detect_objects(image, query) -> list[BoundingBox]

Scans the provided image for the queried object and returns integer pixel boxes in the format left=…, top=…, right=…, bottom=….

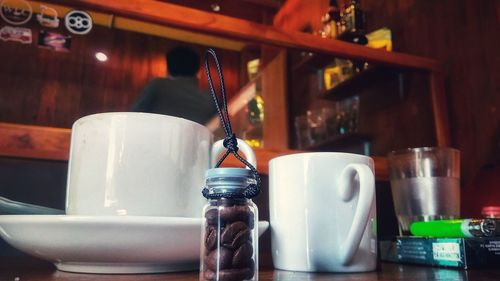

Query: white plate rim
left=0, top=215, right=269, bottom=274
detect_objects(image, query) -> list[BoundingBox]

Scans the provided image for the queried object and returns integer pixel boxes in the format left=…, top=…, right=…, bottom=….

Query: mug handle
left=211, top=138, right=257, bottom=168
left=337, top=163, right=375, bottom=265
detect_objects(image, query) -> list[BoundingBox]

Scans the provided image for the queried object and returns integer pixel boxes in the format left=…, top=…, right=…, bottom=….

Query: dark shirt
left=132, top=76, right=216, bottom=125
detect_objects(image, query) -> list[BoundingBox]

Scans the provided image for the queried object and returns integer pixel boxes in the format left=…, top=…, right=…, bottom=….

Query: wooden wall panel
left=0, top=19, right=241, bottom=128
left=261, top=47, right=289, bottom=149
left=363, top=0, right=500, bottom=213
left=356, top=71, right=436, bottom=156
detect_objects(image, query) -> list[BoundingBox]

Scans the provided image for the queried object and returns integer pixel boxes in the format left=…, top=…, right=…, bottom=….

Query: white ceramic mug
left=269, top=152, right=377, bottom=272
left=66, top=112, right=256, bottom=217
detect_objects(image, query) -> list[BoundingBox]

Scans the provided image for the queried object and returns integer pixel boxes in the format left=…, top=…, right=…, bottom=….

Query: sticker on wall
left=36, top=5, right=59, bottom=28
left=38, top=30, right=71, bottom=52
left=0, top=25, right=31, bottom=43
left=0, top=0, right=33, bottom=26
left=64, top=10, right=92, bottom=35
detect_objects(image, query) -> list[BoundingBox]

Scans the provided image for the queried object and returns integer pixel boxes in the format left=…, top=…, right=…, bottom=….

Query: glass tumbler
left=387, top=147, right=460, bottom=235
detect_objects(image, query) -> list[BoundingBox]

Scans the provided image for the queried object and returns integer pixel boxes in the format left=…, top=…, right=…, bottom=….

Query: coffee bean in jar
left=200, top=168, right=258, bottom=281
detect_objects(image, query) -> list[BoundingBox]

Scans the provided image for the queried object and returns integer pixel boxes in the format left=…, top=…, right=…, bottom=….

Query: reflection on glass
left=242, top=59, right=264, bottom=148
left=295, top=115, right=313, bottom=149
left=307, top=109, right=327, bottom=144
left=293, top=96, right=360, bottom=149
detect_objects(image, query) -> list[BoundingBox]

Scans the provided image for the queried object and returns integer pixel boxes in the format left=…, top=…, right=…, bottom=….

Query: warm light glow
left=95, top=52, right=108, bottom=62
left=211, top=3, right=221, bottom=12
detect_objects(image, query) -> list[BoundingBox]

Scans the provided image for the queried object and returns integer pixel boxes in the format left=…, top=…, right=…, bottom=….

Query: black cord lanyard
left=202, top=48, right=261, bottom=199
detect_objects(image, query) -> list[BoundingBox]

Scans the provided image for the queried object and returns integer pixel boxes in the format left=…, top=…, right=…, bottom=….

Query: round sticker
left=0, top=0, right=33, bottom=25
left=65, top=10, right=92, bottom=35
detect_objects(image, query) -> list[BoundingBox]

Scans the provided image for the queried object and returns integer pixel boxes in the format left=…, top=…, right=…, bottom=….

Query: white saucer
left=0, top=215, right=269, bottom=274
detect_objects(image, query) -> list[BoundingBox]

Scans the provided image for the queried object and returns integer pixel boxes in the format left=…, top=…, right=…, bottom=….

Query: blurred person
left=132, top=46, right=216, bottom=125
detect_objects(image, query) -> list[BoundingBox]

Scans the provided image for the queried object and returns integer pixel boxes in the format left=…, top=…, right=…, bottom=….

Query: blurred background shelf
left=321, top=66, right=401, bottom=101
left=0, top=0, right=450, bottom=180
left=301, top=133, right=373, bottom=154
left=291, top=52, right=332, bottom=71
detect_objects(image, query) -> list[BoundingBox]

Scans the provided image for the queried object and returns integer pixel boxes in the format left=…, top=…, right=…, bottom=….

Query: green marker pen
left=410, top=219, right=498, bottom=238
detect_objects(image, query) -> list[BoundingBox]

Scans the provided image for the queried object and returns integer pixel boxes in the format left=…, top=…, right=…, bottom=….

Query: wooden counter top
left=2, top=257, right=499, bottom=280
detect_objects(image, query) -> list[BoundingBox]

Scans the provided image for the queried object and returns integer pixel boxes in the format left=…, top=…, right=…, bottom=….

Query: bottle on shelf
left=243, top=89, right=264, bottom=148
left=323, top=58, right=355, bottom=91
left=339, top=0, right=368, bottom=45
left=319, top=0, right=341, bottom=39
left=242, top=59, right=264, bottom=148
left=338, top=0, right=369, bottom=72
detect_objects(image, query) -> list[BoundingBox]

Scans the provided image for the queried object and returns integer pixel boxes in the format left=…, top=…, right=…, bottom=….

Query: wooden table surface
left=2, top=257, right=500, bottom=281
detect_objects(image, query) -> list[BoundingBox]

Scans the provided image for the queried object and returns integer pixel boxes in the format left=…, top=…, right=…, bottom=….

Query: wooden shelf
left=291, top=52, right=333, bottom=71
left=0, top=122, right=290, bottom=176
left=321, top=66, right=401, bottom=101
left=0, top=123, right=70, bottom=161
left=0, top=122, right=388, bottom=180
left=53, top=0, right=442, bottom=71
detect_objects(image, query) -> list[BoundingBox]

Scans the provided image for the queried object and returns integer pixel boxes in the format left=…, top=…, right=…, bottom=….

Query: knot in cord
left=223, top=133, right=238, bottom=153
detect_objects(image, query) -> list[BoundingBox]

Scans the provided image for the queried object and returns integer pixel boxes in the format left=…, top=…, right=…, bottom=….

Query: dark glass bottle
left=339, top=0, right=368, bottom=45
left=320, top=0, right=341, bottom=39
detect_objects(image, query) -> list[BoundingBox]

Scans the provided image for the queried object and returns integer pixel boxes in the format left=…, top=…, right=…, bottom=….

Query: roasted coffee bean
left=205, top=209, right=219, bottom=226
left=230, top=228, right=251, bottom=249
left=221, top=222, right=248, bottom=246
left=203, top=269, right=215, bottom=280
left=204, top=247, right=233, bottom=271
left=216, top=268, right=254, bottom=281
left=232, top=242, right=253, bottom=268
left=244, top=258, right=255, bottom=270
left=205, top=226, right=217, bottom=251
left=219, top=205, right=252, bottom=227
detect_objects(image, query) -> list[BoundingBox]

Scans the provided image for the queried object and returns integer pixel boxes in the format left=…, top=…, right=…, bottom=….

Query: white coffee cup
left=269, top=152, right=377, bottom=272
left=66, top=112, right=256, bottom=217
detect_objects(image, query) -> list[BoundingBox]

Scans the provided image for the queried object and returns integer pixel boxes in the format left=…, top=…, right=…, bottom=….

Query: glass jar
left=200, top=168, right=258, bottom=281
